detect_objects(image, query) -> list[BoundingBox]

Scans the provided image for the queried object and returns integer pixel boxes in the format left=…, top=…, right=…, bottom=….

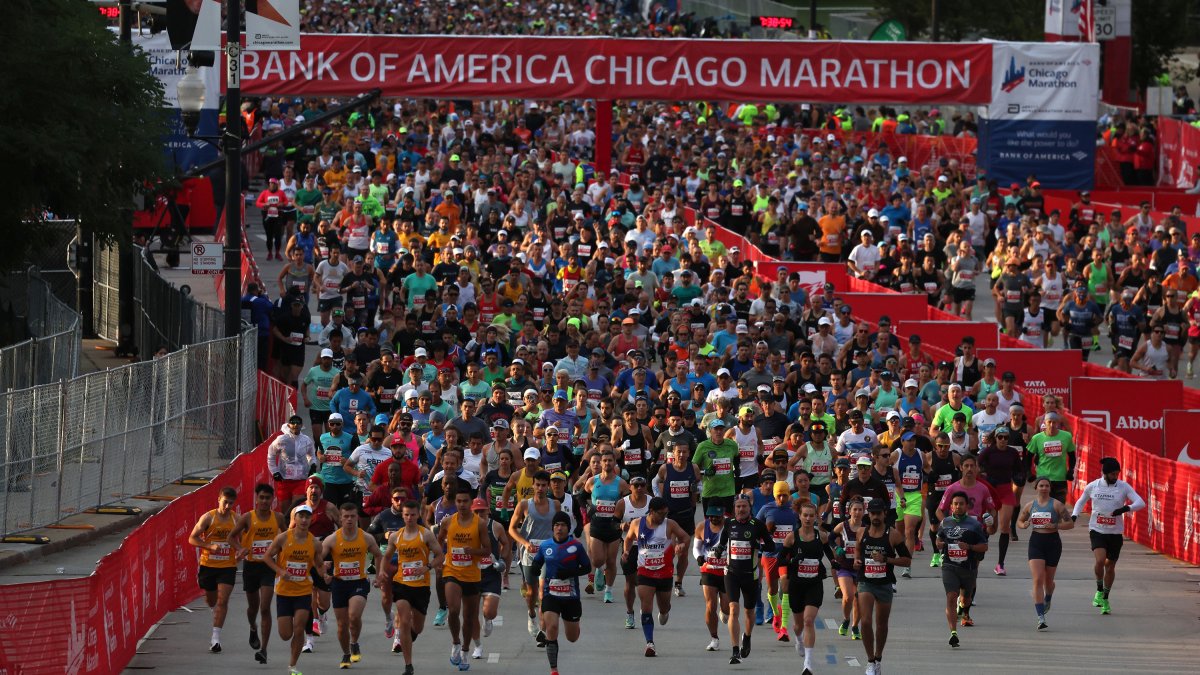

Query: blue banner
left=978, top=118, right=1095, bottom=190
left=163, top=108, right=219, bottom=175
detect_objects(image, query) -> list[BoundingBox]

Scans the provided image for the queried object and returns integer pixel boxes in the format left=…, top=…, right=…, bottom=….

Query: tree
left=1129, top=0, right=1193, bottom=92
left=0, top=0, right=168, bottom=271
left=871, top=0, right=1044, bottom=42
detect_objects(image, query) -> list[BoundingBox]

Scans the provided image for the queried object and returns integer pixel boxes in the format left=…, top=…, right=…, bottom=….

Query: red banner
left=0, top=437, right=275, bottom=675
left=1156, top=117, right=1200, bottom=189
left=1164, top=409, right=1200, bottom=466
left=894, top=320, right=999, bottom=350
left=1070, top=377, right=1182, bottom=457
left=839, top=292, right=929, bottom=323
left=257, top=370, right=298, bottom=440
left=977, top=348, right=1082, bottom=407
left=238, top=35, right=994, bottom=102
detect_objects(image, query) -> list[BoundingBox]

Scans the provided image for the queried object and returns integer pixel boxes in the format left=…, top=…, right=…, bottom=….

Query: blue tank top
left=896, top=449, right=924, bottom=494
left=761, top=504, right=797, bottom=559
left=669, top=378, right=691, bottom=399
left=433, top=497, right=457, bottom=524
left=663, top=463, right=695, bottom=513
left=898, top=397, right=922, bottom=417
left=296, top=231, right=316, bottom=264
left=591, top=474, right=620, bottom=522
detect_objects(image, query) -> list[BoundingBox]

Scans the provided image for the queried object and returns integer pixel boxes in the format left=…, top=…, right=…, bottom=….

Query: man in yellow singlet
left=229, top=483, right=287, bottom=664
left=264, top=504, right=326, bottom=675
left=188, top=486, right=239, bottom=654
left=375, top=499, right=444, bottom=675
left=321, top=503, right=383, bottom=669
left=439, top=485, right=491, bottom=669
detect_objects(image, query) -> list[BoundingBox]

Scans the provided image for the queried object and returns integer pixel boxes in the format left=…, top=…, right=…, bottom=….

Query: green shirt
left=402, top=272, right=438, bottom=309
left=932, top=403, right=975, bottom=434
left=1027, top=430, right=1075, bottom=482
left=481, top=366, right=506, bottom=386
left=459, top=379, right=491, bottom=402
left=670, top=284, right=703, bottom=304
left=303, top=365, right=341, bottom=411
left=693, top=438, right=739, bottom=498
left=295, top=188, right=323, bottom=223
left=699, top=239, right=727, bottom=260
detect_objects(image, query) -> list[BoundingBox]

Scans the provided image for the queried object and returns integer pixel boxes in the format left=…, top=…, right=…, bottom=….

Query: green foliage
left=871, top=0, right=1044, bottom=41
left=1130, top=0, right=1193, bottom=91
left=0, top=0, right=168, bottom=271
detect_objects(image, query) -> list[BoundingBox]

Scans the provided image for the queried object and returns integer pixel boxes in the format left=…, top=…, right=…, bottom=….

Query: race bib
left=825, top=233, right=838, bottom=245
left=924, top=282, right=938, bottom=293
left=960, top=270, right=975, bottom=282
left=729, top=540, right=751, bottom=561
left=771, top=524, right=792, bottom=544
left=705, top=554, right=726, bottom=571
left=594, top=499, right=616, bottom=516
left=1166, top=324, right=1181, bottom=339
left=901, top=473, right=920, bottom=491
left=377, top=241, right=390, bottom=254
left=712, top=457, right=732, bottom=476
left=1030, top=512, right=1052, bottom=529
left=1096, top=514, right=1117, bottom=527
left=739, top=445, right=757, bottom=461
left=337, top=560, right=362, bottom=579
left=324, top=279, right=339, bottom=291
left=478, top=554, right=494, bottom=569
left=547, top=579, right=573, bottom=597
left=352, top=296, right=366, bottom=309
left=794, top=558, right=819, bottom=579
left=250, top=539, right=271, bottom=561
left=641, top=550, right=665, bottom=569
left=946, top=542, right=968, bottom=562
left=1118, top=335, right=1134, bottom=350
left=844, top=540, right=856, bottom=558
left=285, top=561, right=308, bottom=582
left=810, top=462, right=829, bottom=476
left=1005, top=290, right=1021, bottom=304
left=832, top=500, right=842, bottom=518
left=302, top=205, right=316, bottom=215
left=209, top=542, right=231, bottom=562
left=864, top=562, right=887, bottom=579
left=401, top=560, right=425, bottom=581
left=885, top=484, right=896, bottom=505
left=763, top=438, right=782, bottom=454
left=935, top=474, right=953, bottom=490
left=267, top=207, right=280, bottom=217
left=1043, top=440, right=1062, bottom=458
left=450, top=546, right=472, bottom=567
left=289, top=332, right=305, bottom=345
left=316, top=386, right=331, bottom=400
left=900, top=282, right=913, bottom=293
left=669, top=480, right=690, bottom=498
left=622, top=448, right=643, bottom=465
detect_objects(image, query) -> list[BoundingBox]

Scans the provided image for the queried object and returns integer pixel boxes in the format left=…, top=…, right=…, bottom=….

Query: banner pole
left=595, top=101, right=612, bottom=177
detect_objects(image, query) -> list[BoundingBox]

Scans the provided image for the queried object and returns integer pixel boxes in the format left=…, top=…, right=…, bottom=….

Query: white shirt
left=847, top=244, right=881, bottom=278
left=347, top=443, right=391, bottom=493
left=972, top=410, right=1007, bottom=437
left=1072, top=478, right=1145, bottom=535
left=836, top=428, right=878, bottom=458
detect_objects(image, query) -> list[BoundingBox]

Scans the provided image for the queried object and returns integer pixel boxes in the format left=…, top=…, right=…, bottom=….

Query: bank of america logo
left=1002, top=57, right=1026, bottom=92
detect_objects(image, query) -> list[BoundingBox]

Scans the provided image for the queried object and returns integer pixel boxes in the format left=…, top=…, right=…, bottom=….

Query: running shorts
left=391, top=583, right=432, bottom=615
left=856, top=580, right=894, bottom=604
left=197, top=565, right=236, bottom=591
left=787, top=580, right=824, bottom=611
left=480, top=569, right=502, bottom=597
left=331, top=578, right=371, bottom=608
left=723, top=572, right=759, bottom=606
left=941, top=564, right=976, bottom=594
left=541, top=595, right=583, bottom=622
left=318, top=296, right=344, bottom=313
left=700, top=572, right=725, bottom=589
left=276, top=593, right=312, bottom=618
left=309, top=409, right=331, bottom=428
left=589, top=520, right=621, bottom=544
left=668, top=509, right=696, bottom=534
left=897, top=490, right=922, bottom=518
left=1027, top=531, right=1063, bottom=567
left=1089, top=531, right=1124, bottom=562
left=992, top=482, right=1018, bottom=507
left=637, top=575, right=673, bottom=593
left=310, top=566, right=331, bottom=592
left=242, top=561, right=276, bottom=593
left=444, top=576, right=480, bottom=597
left=620, top=546, right=639, bottom=577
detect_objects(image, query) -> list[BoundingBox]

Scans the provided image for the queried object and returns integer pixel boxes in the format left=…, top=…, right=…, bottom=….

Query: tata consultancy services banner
left=978, top=42, right=1100, bottom=190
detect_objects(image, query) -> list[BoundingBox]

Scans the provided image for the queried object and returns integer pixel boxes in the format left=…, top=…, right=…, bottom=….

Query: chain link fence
left=0, top=328, right=256, bottom=535
left=0, top=268, right=80, bottom=392
left=131, top=245, right=225, bottom=360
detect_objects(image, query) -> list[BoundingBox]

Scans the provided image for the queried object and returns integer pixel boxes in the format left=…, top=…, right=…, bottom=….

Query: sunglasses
left=327, top=422, right=342, bottom=427
left=370, top=436, right=385, bottom=442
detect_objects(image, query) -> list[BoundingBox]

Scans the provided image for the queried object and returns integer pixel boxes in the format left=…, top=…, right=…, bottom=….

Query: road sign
left=1094, top=5, right=1116, bottom=41
left=191, top=242, right=223, bottom=274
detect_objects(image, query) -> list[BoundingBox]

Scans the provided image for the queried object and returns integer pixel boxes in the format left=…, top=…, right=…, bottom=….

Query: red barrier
left=1163, top=410, right=1200, bottom=466
left=257, top=370, right=298, bottom=439
left=1070, top=377, right=1181, bottom=457
left=0, top=437, right=276, bottom=674
left=978, top=348, right=1082, bottom=406
left=894, top=320, right=998, bottom=349
left=838, top=292, right=928, bottom=323
left=213, top=200, right=263, bottom=310
left=132, top=177, right=218, bottom=231
left=1156, top=117, right=1200, bottom=190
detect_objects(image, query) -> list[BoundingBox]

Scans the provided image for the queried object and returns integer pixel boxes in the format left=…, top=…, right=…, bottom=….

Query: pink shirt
left=938, top=480, right=996, bottom=519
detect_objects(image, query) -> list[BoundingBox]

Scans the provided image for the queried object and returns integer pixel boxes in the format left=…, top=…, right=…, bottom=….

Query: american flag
left=1078, top=0, right=1095, bottom=42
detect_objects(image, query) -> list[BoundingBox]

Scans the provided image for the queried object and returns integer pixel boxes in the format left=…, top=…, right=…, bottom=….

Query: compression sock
left=641, top=613, right=654, bottom=643
left=1035, top=602, right=1045, bottom=616
left=767, top=593, right=779, bottom=619
left=1102, top=586, right=1111, bottom=600
left=998, top=532, right=1010, bottom=566
left=1096, top=578, right=1104, bottom=592
left=779, top=598, right=792, bottom=632
left=546, top=639, right=559, bottom=668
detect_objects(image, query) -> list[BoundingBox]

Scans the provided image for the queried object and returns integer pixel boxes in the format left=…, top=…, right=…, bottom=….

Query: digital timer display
left=752, top=15, right=796, bottom=30
left=98, top=6, right=120, bottom=19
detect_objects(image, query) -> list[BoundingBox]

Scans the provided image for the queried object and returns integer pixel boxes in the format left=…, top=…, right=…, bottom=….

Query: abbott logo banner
left=1070, top=377, right=1181, bottom=458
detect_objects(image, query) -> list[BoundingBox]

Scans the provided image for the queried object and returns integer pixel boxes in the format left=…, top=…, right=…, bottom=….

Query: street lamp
left=176, top=65, right=206, bottom=136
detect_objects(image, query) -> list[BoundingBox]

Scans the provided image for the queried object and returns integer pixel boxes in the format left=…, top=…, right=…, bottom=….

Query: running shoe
left=434, top=608, right=448, bottom=626
left=385, top=622, right=395, bottom=639
left=603, top=588, right=613, bottom=604
left=340, top=653, right=352, bottom=669
left=1010, top=531, right=1018, bottom=542
left=351, top=643, right=362, bottom=663
left=289, top=668, right=302, bottom=675
left=839, top=619, right=849, bottom=636
left=595, top=574, right=606, bottom=592
left=645, top=642, right=656, bottom=657
left=528, top=614, right=538, bottom=636
left=625, top=612, right=635, bottom=629
left=720, top=612, right=729, bottom=625
left=1092, top=591, right=1103, bottom=607
left=658, top=610, right=669, bottom=625
left=834, top=587, right=843, bottom=600
left=929, top=552, right=942, bottom=568
left=249, top=629, right=260, bottom=650
left=864, top=662, right=876, bottom=675
left=585, top=575, right=595, bottom=594
left=1044, top=597, right=1052, bottom=614
left=772, top=612, right=782, bottom=632
left=484, top=619, right=494, bottom=638
left=674, top=583, right=686, bottom=598
left=901, top=566, right=911, bottom=578
left=404, top=666, right=415, bottom=675
left=392, top=637, right=403, bottom=653
left=729, top=648, right=741, bottom=665
left=994, top=563, right=1006, bottom=576
left=705, top=638, right=719, bottom=651
left=851, top=625, right=862, bottom=640
left=536, top=631, right=547, bottom=648
left=961, top=615, right=975, bottom=627
left=740, top=633, right=751, bottom=658
left=776, top=628, right=789, bottom=642
left=450, top=644, right=463, bottom=666
left=254, top=650, right=267, bottom=664
left=949, top=631, right=959, bottom=648
left=472, top=644, right=483, bottom=660
left=1037, top=615, right=1048, bottom=630
left=1189, top=362, right=1195, bottom=378
left=312, top=618, right=322, bottom=636
left=209, top=639, right=221, bottom=653
left=302, top=636, right=314, bottom=653
left=802, top=669, right=814, bottom=675
left=1099, top=598, right=1111, bottom=615
left=914, top=539, right=924, bottom=552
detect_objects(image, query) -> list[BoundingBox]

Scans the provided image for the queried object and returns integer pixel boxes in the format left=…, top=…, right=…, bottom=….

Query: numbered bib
left=864, top=562, right=887, bottom=579
left=450, top=547, right=472, bottom=567
left=1096, top=514, right=1117, bottom=527
left=771, top=524, right=792, bottom=545
left=289, top=332, right=305, bottom=346
left=594, top=499, right=616, bottom=517
left=285, top=561, right=309, bottom=582
left=669, top=480, right=690, bottom=498
left=729, top=540, right=751, bottom=561
left=794, top=558, right=820, bottom=579
left=712, top=457, right=732, bottom=476
left=337, top=560, right=363, bottom=579
left=250, top=539, right=271, bottom=561
left=401, top=560, right=425, bottom=581
left=209, top=542, right=231, bottom=562
left=1030, top=512, right=1052, bottom=529
left=1118, top=335, right=1134, bottom=350
left=1043, top=440, right=1063, bottom=458
left=946, top=542, right=968, bottom=562
left=547, top=579, right=573, bottom=597
left=935, top=474, right=953, bottom=490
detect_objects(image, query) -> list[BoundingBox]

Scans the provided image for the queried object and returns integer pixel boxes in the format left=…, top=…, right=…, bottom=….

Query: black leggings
left=264, top=216, right=284, bottom=253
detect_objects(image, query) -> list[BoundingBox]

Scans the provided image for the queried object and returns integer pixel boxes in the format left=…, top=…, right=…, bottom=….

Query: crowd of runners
left=199, top=4, right=1186, bottom=675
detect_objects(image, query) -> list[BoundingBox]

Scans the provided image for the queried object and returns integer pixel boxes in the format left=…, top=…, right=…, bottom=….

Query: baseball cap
left=867, top=498, right=888, bottom=512
left=835, top=457, right=851, bottom=469
left=320, top=348, right=334, bottom=359
left=554, top=390, right=569, bottom=400
left=886, top=410, right=901, bottom=421
left=470, top=497, right=489, bottom=511
left=414, top=347, right=428, bottom=358
left=549, top=472, right=568, bottom=482
left=849, top=409, right=865, bottom=420
left=523, top=448, right=540, bottom=461
left=293, top=504, right=313, bottom=515
left=306, top=475, right=324, bottom=487
left=855, top=388, right=871, bottom=398
left=709, top=419, right=727, bottom=429
left=705, top=505, right=725, bottom=517
left=326, top=413, right=343, bottom=424
left=901, top=431, right=916, bottom=441
left=856, top=456, right=874, bottom=467
left=904, top=378, right=919, bottom=389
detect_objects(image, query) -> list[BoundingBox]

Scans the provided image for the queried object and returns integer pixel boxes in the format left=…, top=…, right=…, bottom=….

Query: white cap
left=523, top=448, right=541, bottom=460
left=886, top=410, right=901, bottom=421
left=735, top=324, right=748, bottom=333
left=938, top=175, right=949, bottom=182
left=327, top=412, right=343, bottom=423
left=826, top=133, right=837, bottom=141
left=320, top=348, right=334, bottom=358
left=867, top=208, right=880, bottom=218
left=879, top=215, right=890, bottom=223
left=897, top=156, right=908, bottom=163
left=717, top=368, right=731, bottom=377
left=904, top=378, right=919, bottom=389
left=414, top=347, right=428, bottom=358
left=818, top=317, right=832, bottom=326
left=293, top=504, right=313, bottom=515
left=855, top=387, right=871, bottom=397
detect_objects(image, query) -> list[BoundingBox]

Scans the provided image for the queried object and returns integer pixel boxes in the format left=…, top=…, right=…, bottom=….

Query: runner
left=622, top=496, right=690, bottom=657
left=187, top=486, right=239, bottom=654
left=375, top=500, right=444, bottom=674
left=1026, top=412, right=1076, bottom=504
left=1071, top=457, right=1146, bottom=615
left=780, top=501, right=835, bottom=675
left=298, top=476, right=340, bottom=653
left=935, top=455, right=997, bottom=628
left=582, top=449, right=629, bottom=604
left=367, top=486, right=407, bottom=640
left=615, top=476, right=651, bottom=630
left=978, top=427, right=1023, bottom=575
left=936, top=491, right=989, bottom=648
left=470, top=496, right=511, bottom=659
left=529, top=511, right=592, bottom=675
left=854, top=499, right=910, bottom=675
left=320, top=503, right=383, bottom=668
left=760, top=481, right=797, bottom=641
left=655, top=438, right=700, bottom=596
left=831, top=498, right=864, bottom=640
left=438, top=487, right=492, bottom=670
left=1016, top=477, right=1075, bottom=629
left=715, top=494, right=775, bottom=664
left=508, top=470, right=559, bottom=643
left=732, top=404, right=764, bottom=494
left=228, top=483, right=287, bottom=664
left=692, top=505, right=729, bottom=651
left=693, top=419, right=739, bottom=515
left=263, top=504, right=326, bottom=675
left=797, top=421, right=834, bottom=505
left=890, top=431, right=925, bottom=578
left=924, top=434, right=962, bottom=568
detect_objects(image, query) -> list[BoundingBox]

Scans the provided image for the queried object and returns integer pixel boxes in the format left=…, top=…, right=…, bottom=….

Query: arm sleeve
left=757, top=521, right=776, bottom=553
left=1071, top=482, right=1091, bottom=519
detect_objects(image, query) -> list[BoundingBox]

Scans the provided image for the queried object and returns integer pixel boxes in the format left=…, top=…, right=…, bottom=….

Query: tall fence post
left=53, top=379, right=69, bottom=525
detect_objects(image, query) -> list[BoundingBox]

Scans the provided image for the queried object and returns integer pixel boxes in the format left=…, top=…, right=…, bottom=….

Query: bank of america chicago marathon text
left=242, top=51, right=979, bottom=90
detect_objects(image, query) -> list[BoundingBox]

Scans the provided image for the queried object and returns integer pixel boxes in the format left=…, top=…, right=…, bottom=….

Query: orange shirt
left=818, top=215, right=846, bottom=255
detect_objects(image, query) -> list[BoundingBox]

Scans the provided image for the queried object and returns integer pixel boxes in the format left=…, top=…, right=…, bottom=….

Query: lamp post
left=176, top=1, right=242, bottom=339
